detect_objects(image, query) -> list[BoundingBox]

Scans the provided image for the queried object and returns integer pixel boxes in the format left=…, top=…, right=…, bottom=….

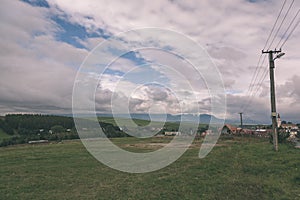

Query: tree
left=0, top=119, right=14, bottom=135
left=51, top=125, right=65, bottom=133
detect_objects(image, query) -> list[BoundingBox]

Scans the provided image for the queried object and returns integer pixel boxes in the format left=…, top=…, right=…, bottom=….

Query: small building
left=277, top=113, right=300, bottom=132
left=240, top=128, right=255, bottom=135
left=165, top=131, right=181, bottom=136
left=221, top=124, right=238, bottom=135
left=281, top=123, right=298, bottom=130
left=281, top=123, right=298, bottom=138
left=254, top=129, right=272, bottom=137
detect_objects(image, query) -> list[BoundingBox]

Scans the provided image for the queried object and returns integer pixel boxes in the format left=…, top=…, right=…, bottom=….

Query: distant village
left=164, top=114, right=299, bottom=141
left=201, top=114, right=299, bottom=141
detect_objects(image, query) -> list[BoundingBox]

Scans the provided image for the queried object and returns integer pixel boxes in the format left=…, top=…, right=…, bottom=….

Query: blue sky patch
left=22, top=0, right=111, bottom=49
left=21, top=0, right=50, bottom=8
left=121, top=51, right=148, bottom=66
left=51, top=16, right=88, bottom=49
left=51, top=15, right=110, bottom=49
left=103, top=68, right=125, bottom=76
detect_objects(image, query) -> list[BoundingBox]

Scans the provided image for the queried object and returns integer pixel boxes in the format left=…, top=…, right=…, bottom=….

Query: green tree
left=0, top=119, right=14, bottom=135
left=51, top=125, right=65, bottom=133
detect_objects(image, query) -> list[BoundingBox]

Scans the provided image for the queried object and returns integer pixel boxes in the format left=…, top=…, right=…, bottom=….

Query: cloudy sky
left=1, top=0, right=300, bottom=123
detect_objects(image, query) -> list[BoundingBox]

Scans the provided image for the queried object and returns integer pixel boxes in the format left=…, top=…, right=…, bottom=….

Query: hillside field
left=0, top=136, right=299, bottom=199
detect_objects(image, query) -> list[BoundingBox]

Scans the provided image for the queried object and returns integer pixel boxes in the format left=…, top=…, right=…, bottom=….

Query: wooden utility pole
left=239, top=112, right=243, bottom=129
left=262, top=49, right=284, bottom=151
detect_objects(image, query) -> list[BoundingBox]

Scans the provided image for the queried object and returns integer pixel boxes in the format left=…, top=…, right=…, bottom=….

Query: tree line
left=0, top=114, right=129, bottom=147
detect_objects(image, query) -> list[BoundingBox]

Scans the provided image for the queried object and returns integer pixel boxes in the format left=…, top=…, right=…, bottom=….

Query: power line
left=242, top=54, right=262, bottom=103
left=242, top=67, right=269, bottom=114
left=280, top=11, right=300, bottom=48
left=242, top=61, right=268, bottom=112
left=240, top=0, right=296, bottom=118
left=242, top=69, right=269, bottom=115
left=241, top=55, right=267, bottom=108
left=251, top=66, right=269, bottom=98
left=241, top=55, right=268, bottom=113
left=247, top=55, right=267, bottom=98
left=263, top=0, right=287, bottom=50
left=276, top=9, right=300, bottom=48
left=242, top=113, right=259, bottom=125
left=241, top=0, right=289, bottom=112
left=240, top=52, right=267, bottom=112
left=267, top=0, right=295, bottom=49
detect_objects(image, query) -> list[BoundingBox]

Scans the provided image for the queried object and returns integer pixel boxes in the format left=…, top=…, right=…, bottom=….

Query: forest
left=0, top=114, right=127, bottom=146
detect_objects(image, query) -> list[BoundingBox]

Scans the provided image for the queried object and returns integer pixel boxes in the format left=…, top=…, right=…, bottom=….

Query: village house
left=240, top=128, right=255, bottom=135
left=254, top=128, right=272, bottom=137
left=221, top=124, right=272, bottom=137
left=221, top=124, right=238, bottom=135
left=280, top=123, right=299, bottom=130
left=164, top=131, right=181, bottom=136
left=277, top=114, right=299, bottom=138
left=281, top=123, right=299, bottom=138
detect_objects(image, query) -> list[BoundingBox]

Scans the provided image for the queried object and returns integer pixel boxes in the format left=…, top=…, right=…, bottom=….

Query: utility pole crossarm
left=262, top=49, right=282, bottom=54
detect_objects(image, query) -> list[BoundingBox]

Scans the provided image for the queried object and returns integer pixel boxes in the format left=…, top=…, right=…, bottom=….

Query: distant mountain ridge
left=97, top=113, right=223, bottom=124
left=62, top=113, right=261, bottom=125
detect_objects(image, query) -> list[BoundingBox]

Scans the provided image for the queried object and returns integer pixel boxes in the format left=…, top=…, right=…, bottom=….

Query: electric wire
left=241, top=0, right=289, bottom=113
left=267, top=0, right=295, bottom=49
left=280, top=17, right=300, bottom=48
left=240, top=0, right=297, bottom=114
left=242, top=67, right=269, bottom=114
left=276, top=9, right=300, bottom=48
left=241, top=55, right=268, bottom=113
left=262, top=0, right=287, bottom=50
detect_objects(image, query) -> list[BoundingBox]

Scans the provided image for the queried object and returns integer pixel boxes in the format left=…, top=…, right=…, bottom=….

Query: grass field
left=0, top=136, right=299, bottom=200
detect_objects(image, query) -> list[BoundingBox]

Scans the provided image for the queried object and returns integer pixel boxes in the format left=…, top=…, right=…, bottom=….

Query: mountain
left=96, top=113, right=223, bottom=124
left=60, top=112, right=262, bottom=125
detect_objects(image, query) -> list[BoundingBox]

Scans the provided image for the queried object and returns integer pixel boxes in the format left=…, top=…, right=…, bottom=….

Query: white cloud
left=0, top=0, right=88, bottom=114
left=1, top=0, right=300, bottom=122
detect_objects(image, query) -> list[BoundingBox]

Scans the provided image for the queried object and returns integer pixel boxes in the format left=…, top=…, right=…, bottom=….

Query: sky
left=0, top=0, right=300, bottom=123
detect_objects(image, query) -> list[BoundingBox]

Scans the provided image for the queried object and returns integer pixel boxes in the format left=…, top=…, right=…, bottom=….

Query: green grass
left=0, top=137, right=299, bottom=200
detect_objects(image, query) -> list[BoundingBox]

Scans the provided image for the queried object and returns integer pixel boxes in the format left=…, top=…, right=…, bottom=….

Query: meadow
left=0, top=136, right=299, bottom=200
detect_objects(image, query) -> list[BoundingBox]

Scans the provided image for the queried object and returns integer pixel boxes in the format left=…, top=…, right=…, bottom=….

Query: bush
left=269, top=129, right=290, bottom=144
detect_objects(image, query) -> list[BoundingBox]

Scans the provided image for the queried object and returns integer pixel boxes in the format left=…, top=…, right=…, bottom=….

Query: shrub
left=269, top=129, right=290, bottom=144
